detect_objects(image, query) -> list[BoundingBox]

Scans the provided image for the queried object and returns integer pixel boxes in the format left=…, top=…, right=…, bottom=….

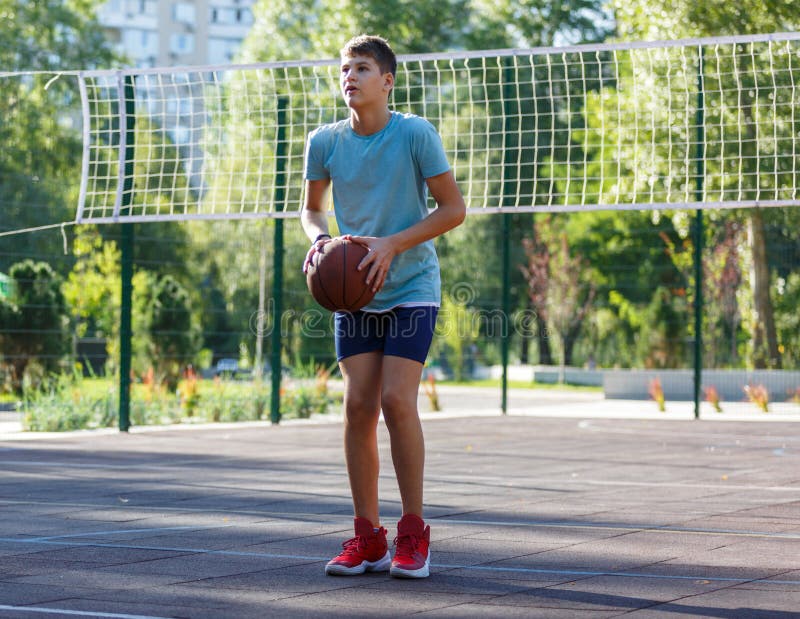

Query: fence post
left=118, top=74, right=135, bottom=432
left=270, top=97, right=288, bottom=424
left=500, top=58, right=517, bottom=414
left=693, top=47, right=705, bottom=420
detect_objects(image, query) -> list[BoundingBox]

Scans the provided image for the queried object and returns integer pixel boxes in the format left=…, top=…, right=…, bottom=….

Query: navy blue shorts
left=334, top=306, right=439, bottom=364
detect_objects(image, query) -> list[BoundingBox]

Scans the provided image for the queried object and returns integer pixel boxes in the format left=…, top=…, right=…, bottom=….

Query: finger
left=346, top=235, right=371, bottom=248
left=366, top=262, right=385, bottom=290
left=303, top=247, right=317, bottom=273
left=356, top=250, right=375, bottom=272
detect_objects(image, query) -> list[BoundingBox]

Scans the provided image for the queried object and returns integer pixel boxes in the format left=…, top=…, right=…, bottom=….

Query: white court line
left=1, top=500, right=798, bottom=540
left=1, top=538, right=799, bottom=587
left=1, top=457, right=799, bottom=494
left=0, top=604, right=170, bottom=619
left=437, top=518, right=800, bottom=540
left=426, top=473, right=800, bottom=493
left=24, top=524, right=236, bottom=543
left=0, top=459, right=221, bottom=470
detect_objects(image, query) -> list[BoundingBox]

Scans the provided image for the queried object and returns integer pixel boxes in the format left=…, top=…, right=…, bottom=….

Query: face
left=339, top=54, right=393, bottom=108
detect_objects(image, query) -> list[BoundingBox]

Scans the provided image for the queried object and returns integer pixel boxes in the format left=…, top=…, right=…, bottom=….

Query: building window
left=208, top=37, right=241, bottom=64
left=173, top=2, right=196, bottom=25
left=125, top=0, right=156, bottom=14
left=122, top=28, right=158, bottom=56
left=170, top=33, right=195, bottom=55
left=210, top=7, right=252, bottom=25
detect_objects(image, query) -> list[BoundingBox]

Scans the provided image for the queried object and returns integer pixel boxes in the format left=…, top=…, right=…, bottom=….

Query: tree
left=0, top=260, right=69, bottom=391
left=231, top=0, right=613, bottom=369
left=519, top=222, right=554, bottom=365
left=521, top=218, right=598, bottom=375
left=435, top=292, right=481, bottom=381
left=146, top=275, right=201, bottom=389
left=610, top=0, right=800, bottom=368
left=0, top=0, right=115, bottom=271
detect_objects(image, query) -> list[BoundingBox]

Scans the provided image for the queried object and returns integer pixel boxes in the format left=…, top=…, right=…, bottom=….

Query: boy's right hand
left=303, top=236, right=332, bottom=273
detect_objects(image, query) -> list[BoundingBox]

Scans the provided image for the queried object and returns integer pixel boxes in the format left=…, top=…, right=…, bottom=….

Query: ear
left=383, top=72, right=394, bottom=92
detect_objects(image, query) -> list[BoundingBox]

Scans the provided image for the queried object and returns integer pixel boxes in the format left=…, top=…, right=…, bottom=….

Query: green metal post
left=499, top=59, right=516, bottom=414
left=693, top=48, right=705, bottom=420
left=119, top=75, right=136, bottom=432
left=501, top=213, right=511, bottom=414
left=270, top=97, right=288, bottom=424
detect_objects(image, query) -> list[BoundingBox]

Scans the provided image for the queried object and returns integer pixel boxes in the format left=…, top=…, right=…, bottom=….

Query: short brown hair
left=340, top=34, right=397, bottom=78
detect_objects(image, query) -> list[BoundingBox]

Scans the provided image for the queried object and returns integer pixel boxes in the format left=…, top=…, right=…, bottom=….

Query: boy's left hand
left=345, top=235, right=397, bottom=292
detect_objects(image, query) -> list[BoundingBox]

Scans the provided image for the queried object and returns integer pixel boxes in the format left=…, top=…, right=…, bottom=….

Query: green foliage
left=281, top=385, right=332, bottom=419
left=22, top=368, right=115, bottom=432
left=0, top=260, right=69, bottom=392
left=146, top=275, right=201, bottom=389
left=434, top=293, right=481, bottom=382
left=20, top=373, right=340, bottom=431
left=62, top=225, right=120, bottom=343
left=0, top=0, right=116, bottom=269
left=609, top=0, right=800, bottom=369
left=637, top=286, right=688, bottom=368
left=774, top=272, right=800, bottom=368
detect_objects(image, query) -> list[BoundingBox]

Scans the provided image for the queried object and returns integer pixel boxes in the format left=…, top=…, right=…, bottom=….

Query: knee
left=381, top=388, right=415, bottom=418
left=344, top=394, right=380, bottom=429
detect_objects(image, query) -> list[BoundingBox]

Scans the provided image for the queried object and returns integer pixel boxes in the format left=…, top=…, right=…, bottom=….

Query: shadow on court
left=0, top=414, right=798, bottom=618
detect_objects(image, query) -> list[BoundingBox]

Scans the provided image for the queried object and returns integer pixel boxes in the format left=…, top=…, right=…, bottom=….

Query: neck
left=350, top=107, right=391, bottom=136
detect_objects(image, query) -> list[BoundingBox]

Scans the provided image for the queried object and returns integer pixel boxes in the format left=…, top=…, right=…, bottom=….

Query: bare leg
left=339, top=351, right=383, bottom=526
left=380, top=355, right=426, bottom=517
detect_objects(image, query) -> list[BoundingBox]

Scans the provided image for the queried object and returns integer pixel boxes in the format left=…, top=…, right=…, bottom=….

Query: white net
left=76, top=32, right=800, bottom=223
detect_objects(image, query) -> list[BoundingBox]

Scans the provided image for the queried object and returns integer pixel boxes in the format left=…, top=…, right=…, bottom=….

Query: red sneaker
left=390, top=514, right=430, bottom=578
left=325, top=517, right=390, bottom=576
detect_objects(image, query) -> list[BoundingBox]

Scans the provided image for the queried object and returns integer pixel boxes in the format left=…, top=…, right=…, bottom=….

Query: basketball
left=306, top=238, right=376, bottom=311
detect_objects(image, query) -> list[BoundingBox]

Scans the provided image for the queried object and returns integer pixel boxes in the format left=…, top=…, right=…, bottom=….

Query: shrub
left=648, top=377, right=666, bottom=412
left=22, top=371, right=115, bottom=432
left=743, top=384, right=769, bottom=413
left=282, top=385, right=332, bottom=419
left=704, top=385, right=723, bottom=413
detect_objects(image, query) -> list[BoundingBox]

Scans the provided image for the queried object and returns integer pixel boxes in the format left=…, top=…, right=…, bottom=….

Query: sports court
left=2, top=24, right=800, bottom=619
left=1, top=401, right=798, bottom=618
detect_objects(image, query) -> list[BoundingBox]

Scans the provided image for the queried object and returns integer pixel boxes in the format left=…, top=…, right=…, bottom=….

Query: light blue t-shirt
left=304, top=111, right=451, bottom=311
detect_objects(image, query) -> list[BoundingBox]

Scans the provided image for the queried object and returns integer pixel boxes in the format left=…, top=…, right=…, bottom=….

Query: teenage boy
left=301, top=34, right=465, bottom=579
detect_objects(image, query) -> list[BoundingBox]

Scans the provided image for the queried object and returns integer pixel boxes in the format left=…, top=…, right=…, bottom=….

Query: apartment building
left=97, top=0, right=255, bottom=68
left=96, top=1, right=257, bottom=191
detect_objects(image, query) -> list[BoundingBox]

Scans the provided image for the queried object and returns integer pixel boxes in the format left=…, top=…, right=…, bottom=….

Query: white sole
left=390, top=553, right=431, bottom=579
left=325, top=550, right=391, bottom=576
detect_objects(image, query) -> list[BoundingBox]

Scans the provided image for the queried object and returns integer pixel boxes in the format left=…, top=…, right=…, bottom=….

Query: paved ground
left=0, top=400, right=799, bottom=618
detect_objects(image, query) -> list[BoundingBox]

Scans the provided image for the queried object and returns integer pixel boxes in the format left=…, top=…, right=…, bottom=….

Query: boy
left=301, top=34, right=465, bottom=579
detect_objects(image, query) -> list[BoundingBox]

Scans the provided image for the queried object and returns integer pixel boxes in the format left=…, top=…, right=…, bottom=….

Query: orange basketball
left=306, top=238, right=376, bottom=312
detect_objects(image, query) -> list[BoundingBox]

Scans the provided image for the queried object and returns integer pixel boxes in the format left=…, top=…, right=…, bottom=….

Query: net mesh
left=76, top=33, right=800, bottom=223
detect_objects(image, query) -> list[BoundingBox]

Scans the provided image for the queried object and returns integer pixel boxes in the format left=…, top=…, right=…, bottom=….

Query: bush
left=20, top=372, right=342, bottom=432
left=22, top=371, right=115, bottom=432
left=0, top=260, right=69, bottom=393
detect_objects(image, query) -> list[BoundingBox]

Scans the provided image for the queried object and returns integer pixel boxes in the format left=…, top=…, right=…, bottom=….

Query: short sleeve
left=411, top=119, right=451, bottom=179
left=304, top=128, right=330, bottom=181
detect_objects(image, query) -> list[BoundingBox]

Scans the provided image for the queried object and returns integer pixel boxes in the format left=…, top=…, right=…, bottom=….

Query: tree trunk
left=747, top=210, right=781, bottom=368
left=736, top=59, right=782, bottom=370
left=537, top=314, right=553, bottom=365
left=520, top=332, right=530, bottom=364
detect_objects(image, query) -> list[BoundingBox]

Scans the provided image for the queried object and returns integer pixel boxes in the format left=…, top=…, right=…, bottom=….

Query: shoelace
left=341, top=535, right=368, bottom=555
left=393, top=533, right=419, bottom=558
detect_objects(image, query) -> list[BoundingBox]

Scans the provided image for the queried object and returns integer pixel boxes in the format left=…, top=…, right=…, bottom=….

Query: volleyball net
left=72, top=32, right=800, bottom=224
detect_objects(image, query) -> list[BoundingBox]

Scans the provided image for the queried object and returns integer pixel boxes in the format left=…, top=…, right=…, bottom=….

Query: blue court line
left=1, top=537, right=799, bottom=586
left=0, top=604, right=170, bottom=619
